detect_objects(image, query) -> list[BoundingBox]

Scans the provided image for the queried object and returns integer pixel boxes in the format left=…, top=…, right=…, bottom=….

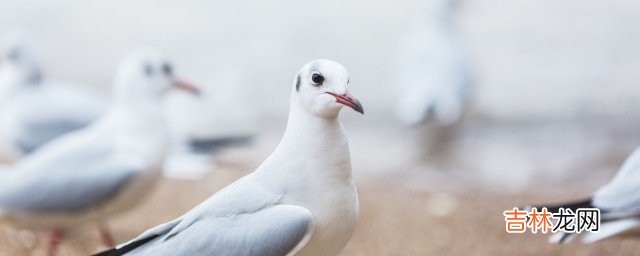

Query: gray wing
left=0, top=161, right=139, bottom=213
left=10, top=84, right=108, bottom=153
left=108, top=205, right=314, bottom=256
left=14, top=118, right=91, bottom=153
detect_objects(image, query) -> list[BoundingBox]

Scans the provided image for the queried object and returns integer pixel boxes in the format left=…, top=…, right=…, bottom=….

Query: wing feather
left=96, top=205, right=314, bottom=256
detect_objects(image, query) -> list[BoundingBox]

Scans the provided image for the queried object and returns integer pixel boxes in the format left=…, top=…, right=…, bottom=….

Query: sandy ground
left=1, top=118, right=640, bottom=256
left=1, top=173, right=639, bottom=256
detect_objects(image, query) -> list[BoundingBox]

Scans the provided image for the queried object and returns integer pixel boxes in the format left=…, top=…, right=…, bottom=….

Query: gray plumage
left=100, top=178, right=314, bottom=256
left=0, top=163, right=137, bottom=213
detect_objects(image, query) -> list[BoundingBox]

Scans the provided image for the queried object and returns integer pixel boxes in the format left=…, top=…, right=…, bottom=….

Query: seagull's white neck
left=258, top=97, right=352, bottom=183
left=110, top=99, right=166, bottom=135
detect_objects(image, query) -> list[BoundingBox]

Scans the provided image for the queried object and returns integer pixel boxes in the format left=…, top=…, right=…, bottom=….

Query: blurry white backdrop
left=1, top=0, right=638, bottom=127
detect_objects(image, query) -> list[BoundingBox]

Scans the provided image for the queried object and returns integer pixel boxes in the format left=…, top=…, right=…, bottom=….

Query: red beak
left=327, top=91, right=364, bottom=114
left=172, top=80, right=201, bottom=96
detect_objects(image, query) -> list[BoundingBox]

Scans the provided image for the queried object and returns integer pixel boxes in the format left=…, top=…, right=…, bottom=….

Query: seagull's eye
left=144, top=64, right=154, bottom=76
left=311, top=73, right=324, bottom=86
left=162, top=63, right=173, bottom=76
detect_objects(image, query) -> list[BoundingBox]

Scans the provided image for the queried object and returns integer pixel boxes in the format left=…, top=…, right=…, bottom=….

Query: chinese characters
left=503, top=207, right=600, bottom=234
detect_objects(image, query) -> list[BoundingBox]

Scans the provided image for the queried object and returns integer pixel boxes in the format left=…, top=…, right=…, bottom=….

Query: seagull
left=0, top=49, right=199, bottom=256
left=530, top=146, right=640, bottom=243
left=94, top=59, right=364, bottom=256
left=394, top=0, right=473, bottom=126
left=0, top=31, right=109, bottom=159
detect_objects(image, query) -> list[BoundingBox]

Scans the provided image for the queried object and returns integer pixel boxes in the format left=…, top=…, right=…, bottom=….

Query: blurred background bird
left=394, top=0, right=473, bottom=125
left=0, top=31, right=251, bottom=178
left=393, top=0, right=474, bottom=164
left=0, top=31, right=108, bottom=161
left=0, top=49, right=199, bottom=256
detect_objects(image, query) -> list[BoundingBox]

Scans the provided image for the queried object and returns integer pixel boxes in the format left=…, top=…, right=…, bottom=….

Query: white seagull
left=394, top=0, right=473, bottom=126
left=95, top=59, right=363, bottom=256
left=0, top=50, right=199, bottom=256
left=0, top=32, right=109, bottom=159
left=532, top=146, right=640, bottom=243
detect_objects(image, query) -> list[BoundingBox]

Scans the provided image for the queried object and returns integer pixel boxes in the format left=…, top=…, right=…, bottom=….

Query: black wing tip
left=92, top=248, right=119, bottom=256
left=91, top=234, right=160, bottom=256
left=558, top=233, right=573, bottom=243
left=529, top=198, right=595, bottom=213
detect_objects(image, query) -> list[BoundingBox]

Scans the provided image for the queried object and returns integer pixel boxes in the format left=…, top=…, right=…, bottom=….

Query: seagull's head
left=113, top=49, right=199, bottom=102
left=0, top=31, right=43, bottom=85
left=293, top=59, right=364, bottom=118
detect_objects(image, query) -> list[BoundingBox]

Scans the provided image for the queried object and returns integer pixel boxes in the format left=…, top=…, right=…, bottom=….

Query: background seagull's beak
left=327, top=91, right=364, bottom=114
left=172, top=80, right=201, bottom=96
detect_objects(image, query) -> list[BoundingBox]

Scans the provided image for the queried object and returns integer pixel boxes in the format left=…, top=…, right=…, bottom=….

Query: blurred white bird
left=0, top=32, right=109, bottom=159
left=95, top=59, right=363, bottom=256
left=394, top=0, right=473, bottom=126
left=0, top=50, right=199, bottom=256
left=531, top=146, right=640, bottom=243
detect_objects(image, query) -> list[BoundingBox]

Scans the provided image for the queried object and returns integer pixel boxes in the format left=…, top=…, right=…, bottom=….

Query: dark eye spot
left=144, top=63, right=154, bottom=76
left=311, top=73, right=324, bottom=86
left=295, top=74, right=301, bottom=91
left=162, top=63, right=173, bottom=76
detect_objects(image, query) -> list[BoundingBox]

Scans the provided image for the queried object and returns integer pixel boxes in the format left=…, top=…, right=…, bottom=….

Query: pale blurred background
left=1, top=0, right=640, bottom=255
left=2, top=0, right=640, bottom=121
